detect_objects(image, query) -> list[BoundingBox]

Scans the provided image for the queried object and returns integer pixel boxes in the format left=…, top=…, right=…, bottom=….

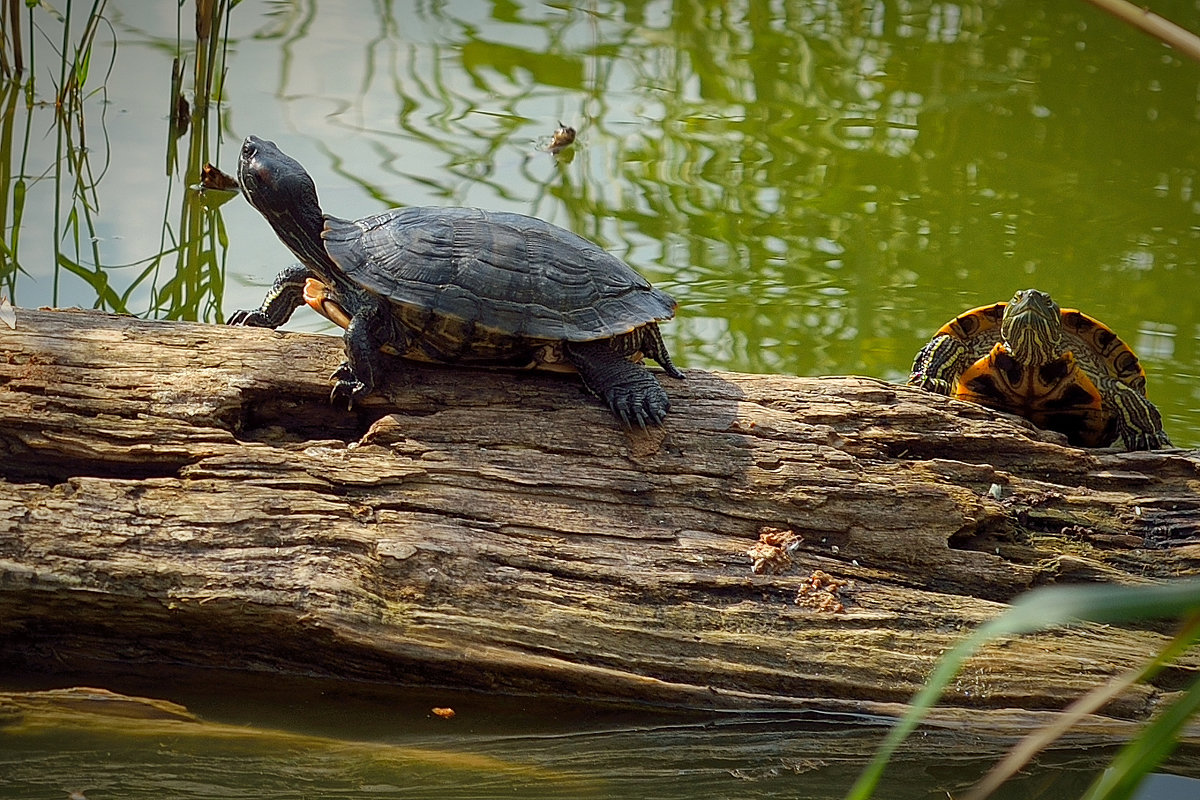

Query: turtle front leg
left=565, top=339, right=671, bottom=427
left=908, top=334, right=969, bottom=395
left=228, top=263, right=312, bottom=328
left=329, top=298, right=397, bottom=409
left=1104, top=380, right=1173, bottom=451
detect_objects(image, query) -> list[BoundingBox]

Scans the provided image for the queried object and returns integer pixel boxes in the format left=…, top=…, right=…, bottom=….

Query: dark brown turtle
left=229, top=136, right=684, bottom=426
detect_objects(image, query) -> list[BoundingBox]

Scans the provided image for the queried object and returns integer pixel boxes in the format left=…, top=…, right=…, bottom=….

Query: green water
left=2, top=0, right=1197, bottom=445
left=2, top=1, right=1199, bottom=795
left=0, top=669, right=1138, bottom=799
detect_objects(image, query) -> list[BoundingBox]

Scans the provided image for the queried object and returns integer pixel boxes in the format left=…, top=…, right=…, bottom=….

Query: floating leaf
left=200, top=162, right=238, bottom=191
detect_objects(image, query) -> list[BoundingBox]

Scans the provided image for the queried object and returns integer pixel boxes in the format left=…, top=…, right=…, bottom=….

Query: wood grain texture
left=2, top=308, right=1197, bottom=733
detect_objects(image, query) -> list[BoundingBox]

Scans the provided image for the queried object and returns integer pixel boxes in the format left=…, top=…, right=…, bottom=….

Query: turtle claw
left=614, top=396, right=647, bottom=429
left=228, top=308, right=276, bottom=328
left=329, top=363, right=370, bottom=409
left=609, top=386, right=668, bottom=429
left=329, top=381, right=361, bottom=410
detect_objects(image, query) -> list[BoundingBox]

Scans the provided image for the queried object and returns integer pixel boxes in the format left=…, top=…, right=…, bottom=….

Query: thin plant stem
left=963, top=612, right=1200, bottom=800
left=56, top=0, right=72, bottom=108
left=3, top=0, right=24, bottom=76
left=1083, top=0, right=1200, bottom=63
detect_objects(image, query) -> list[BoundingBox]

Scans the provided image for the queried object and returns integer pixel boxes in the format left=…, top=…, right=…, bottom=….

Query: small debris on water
left=431, top=707, right=456, bottom=719
left=548, top=121, right=576, bottom=154
left=200, top=162, right=239, bottom=191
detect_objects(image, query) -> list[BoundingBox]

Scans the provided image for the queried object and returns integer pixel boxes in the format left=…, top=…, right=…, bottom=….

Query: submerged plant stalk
left=2, top=0, right=26, bottom=76
left=1083, top=0, right=1200, bottom=63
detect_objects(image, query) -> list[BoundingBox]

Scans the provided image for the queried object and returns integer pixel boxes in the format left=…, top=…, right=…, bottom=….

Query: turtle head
left=238, top=136, right=330, bottom=275
left=1000, top=289, right=1063, bottom=365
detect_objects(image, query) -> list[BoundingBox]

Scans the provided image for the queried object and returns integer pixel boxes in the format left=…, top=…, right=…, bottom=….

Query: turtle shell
left=926, top=297, right=1149, bottom=447
left=321, top=207, right=676, bottom=344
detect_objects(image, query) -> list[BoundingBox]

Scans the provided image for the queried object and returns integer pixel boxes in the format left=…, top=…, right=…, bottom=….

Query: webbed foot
left=1119, top=428, right=1173, bottom=451
left=228, top=308, right=279, bottom=328
left=328, top=304, right=389, bottom=409
left=909, top=375, right=956, bottom=395
left=566, top=340, right=672, bottom=427
left=609, top=379, right=671, bottom=428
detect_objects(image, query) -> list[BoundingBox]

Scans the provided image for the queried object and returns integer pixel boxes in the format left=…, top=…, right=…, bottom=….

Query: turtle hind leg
left=565, top=339, right=671, bottom=427
left=228, top=263, right=312, bottom=328
left=637, top=323, right=686, bottom=380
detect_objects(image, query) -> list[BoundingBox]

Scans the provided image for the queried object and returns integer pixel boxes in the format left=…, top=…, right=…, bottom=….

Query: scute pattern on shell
left=932, top=302, right=1007, bottom=363
left=322, top=207, right=677, bottom=343
left=1059, top=309, right=1147, bottom=392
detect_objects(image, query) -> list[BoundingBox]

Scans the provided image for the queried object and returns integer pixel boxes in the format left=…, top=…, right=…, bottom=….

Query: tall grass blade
left=844, top=580, right=1200, bottom=800
left=1082, top=657, right=1200, bottom=800
left=73, top=39, right=89, bottom=86
left=56, top=251, right=125, bottom=312
left=964, top=613, right=1200, bottom=799
left=1, top=0, right=24, bottom=76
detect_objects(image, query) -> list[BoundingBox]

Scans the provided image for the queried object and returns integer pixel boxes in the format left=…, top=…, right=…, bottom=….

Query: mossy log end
left=1, top=308, right=1198, bottom=733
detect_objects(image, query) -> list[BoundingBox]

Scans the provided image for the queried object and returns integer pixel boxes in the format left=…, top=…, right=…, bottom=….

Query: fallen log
left=1, top=308, right=1198, bottom=735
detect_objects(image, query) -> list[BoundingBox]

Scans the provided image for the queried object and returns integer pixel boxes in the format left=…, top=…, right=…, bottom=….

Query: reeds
left=846, top=580, right=1200, bottom=800
left=0, top=0, right=237, bottom=319
left=1, top=0, right=117, bottom=309
left=144, top=0, right=237, bottom=321
left=0, top=0, right=25, bottom=78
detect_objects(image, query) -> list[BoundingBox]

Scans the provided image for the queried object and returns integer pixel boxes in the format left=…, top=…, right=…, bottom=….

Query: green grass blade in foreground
left=1081, top=654, right=1200, bottom=800
left=844, top=579, right=1200, bottom=800
left=964, top=612, right=1200, bottom=800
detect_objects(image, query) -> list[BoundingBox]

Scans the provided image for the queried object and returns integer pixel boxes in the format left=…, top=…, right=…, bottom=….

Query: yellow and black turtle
left=908, top=289, right=1171, bottom=451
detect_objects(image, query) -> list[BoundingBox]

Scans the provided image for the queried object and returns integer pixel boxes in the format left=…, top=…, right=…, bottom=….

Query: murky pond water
left=0, top=669, right=1152, bottom=800
left=2, top=1, right=1199, bottom=795
left=4, top=0, right=1198, bottom=445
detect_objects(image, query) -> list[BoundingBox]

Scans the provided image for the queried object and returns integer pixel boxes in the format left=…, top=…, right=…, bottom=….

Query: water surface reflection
left=3, top=1, right=1196, bottom=439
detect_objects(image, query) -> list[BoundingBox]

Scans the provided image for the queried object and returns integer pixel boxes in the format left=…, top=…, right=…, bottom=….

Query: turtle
left=228, top=135, right=684, bottom=426
left=908, top=288, right=1171, bottom=451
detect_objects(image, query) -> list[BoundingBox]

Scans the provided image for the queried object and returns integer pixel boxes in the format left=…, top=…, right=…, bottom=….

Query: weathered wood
left=1, top=308, right=1198, bottom=734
